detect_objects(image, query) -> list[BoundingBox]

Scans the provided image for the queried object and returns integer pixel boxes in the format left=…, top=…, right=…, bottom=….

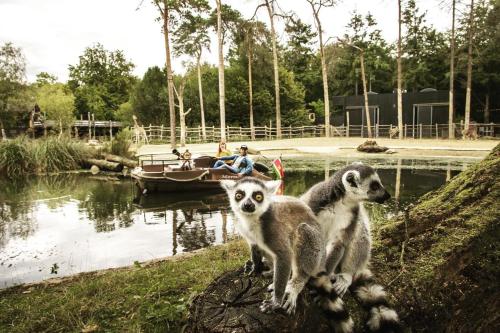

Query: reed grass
left=0, top=136, right=95, bottom=178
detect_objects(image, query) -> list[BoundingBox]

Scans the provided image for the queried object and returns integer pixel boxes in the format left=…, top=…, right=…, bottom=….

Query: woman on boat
left=216, top=139, right=232, bottom=158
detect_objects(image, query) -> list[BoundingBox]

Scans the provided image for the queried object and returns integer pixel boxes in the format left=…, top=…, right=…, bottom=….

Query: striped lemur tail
left=309, top=272, right=354, bottom=333
left=349, top=269, right=402, bottom=333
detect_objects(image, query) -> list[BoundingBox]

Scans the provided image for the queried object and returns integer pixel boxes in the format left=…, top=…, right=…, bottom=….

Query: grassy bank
left=0, top=241, right=248, bottom=333
left=0, top=136, right=95, bottom=178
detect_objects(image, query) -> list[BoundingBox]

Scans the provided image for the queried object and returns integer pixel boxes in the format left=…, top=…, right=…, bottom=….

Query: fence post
left=109, top=120, right=113, bottom=141
left=389, top=124, right=392, bottom=139
left=160, top=125, right=163, bottom=141
left=435, top=123, right=439, bottom=140
left=404, top=124, right=407, bottom=139
left=92, top=113, right=95, bottom=140
left=375, top=123, right=379, bottom=138
left=88, top=112, right=91, bottom=140
left=419, top=123, right=423, bottom=139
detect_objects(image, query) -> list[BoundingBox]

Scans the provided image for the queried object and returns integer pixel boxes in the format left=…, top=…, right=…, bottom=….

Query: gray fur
left=302, top=163, right=400, bottom=331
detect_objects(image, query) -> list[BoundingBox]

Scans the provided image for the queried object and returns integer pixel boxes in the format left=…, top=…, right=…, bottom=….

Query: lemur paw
left=332, top=273, right=352, bottom=297
left=260, top=299, right=280, bottom=313
left=282, top=287, right=300, bottom=315
left=244, top=260, right=264, bottom=276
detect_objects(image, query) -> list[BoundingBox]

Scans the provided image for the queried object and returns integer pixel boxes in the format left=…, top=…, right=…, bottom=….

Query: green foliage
left=115, top=101, right=134, bottom=126
left=130, top=66, right=168, bottom=126
left=36, top=83, right=75, bottom=132
left=68, top=43, right=136, bottom=120
left=0, top=136, right=35, bottom=178
left=110, top=127, right=132, bottom=157
left=0, top=137, right=93, bottom=178
left=0, top=42, right=30, bottom=130
left=402, top=0, right=449, bottom=91
left=35, top=72, right=58, bottom=86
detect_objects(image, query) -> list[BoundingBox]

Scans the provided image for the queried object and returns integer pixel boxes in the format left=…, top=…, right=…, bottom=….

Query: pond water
left=0, top=158, right=470, bottom=288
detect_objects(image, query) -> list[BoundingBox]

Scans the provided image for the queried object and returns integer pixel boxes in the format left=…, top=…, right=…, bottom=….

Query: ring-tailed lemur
left=301, top=163, right=401, bottom=333
left=221, top=177, right=354, bottom=333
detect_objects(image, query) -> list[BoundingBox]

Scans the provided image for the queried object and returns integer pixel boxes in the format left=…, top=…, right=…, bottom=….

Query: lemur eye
left=253, top=191, right=264, bottom=202
left=235, top=191, right=244, bottom=201
left=370, top=182, right=381, bottom=191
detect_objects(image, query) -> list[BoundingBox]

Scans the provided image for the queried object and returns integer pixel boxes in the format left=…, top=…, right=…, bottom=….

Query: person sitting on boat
left=216, top=139, right=232, bottom=158
left=213, top=145, right=253, bottom=176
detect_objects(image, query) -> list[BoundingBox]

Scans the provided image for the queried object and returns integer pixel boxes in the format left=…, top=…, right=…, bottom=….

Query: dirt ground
left=136, top=137, right=498, bottom=160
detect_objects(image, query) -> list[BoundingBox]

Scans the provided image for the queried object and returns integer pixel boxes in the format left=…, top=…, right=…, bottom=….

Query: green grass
left=0, top=241, right=248, bottom=333
left=0, top=136, right=95, bottom=178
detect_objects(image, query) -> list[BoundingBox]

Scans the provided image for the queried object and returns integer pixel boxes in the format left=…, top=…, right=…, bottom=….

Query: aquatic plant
left=0, top=136, right=95, bottom=178
left=0, top=136, right=35, bottom=179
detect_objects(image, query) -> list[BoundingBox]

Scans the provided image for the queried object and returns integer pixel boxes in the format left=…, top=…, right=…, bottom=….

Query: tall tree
left=216, top=0, right=226, bottom=140
left=306, top=0, right=336, bottom=137
left=150, top=0, right=208, bottom=148
left=253, top=0, right=282, bottom=138
left=464, top=0, right=475, bottom=133
left=0, top=42, right=28, bottom=135
left=449, top=0, right=456, bottom=138
left=397, top=0, right=403, bottom=139
left=130, top=66, right=168, bottom=125
left=173, top=12, right=210, bottom=141
left=36, top=83, right=75, bottom=136
left=68, top=43, right=135, bottom=120
left=173, top=76, right=192, bottom=147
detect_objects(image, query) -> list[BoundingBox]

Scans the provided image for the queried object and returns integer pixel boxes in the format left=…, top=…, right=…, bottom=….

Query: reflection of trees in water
left=76, top=181, right=135, bottom=233
left=0, top=202, right=37, bottom=250
left=176, top=209, right=216, bottom=253
left=283, top=171, right=324, bottom=197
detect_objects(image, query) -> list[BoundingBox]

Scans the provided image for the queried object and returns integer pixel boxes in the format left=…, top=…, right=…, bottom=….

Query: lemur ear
left=220, top=180, right=236, bottom=192
left=345, top=171, right=360, bottom=188
left=265, top=180, right=281, bottom=194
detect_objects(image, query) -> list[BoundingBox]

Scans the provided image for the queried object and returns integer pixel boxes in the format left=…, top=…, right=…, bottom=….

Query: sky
left=0, top=0, right=452, bottom=83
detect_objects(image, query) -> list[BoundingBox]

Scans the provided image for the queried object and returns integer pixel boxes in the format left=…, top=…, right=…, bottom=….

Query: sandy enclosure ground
left=136, top=137, right=498, bottom=160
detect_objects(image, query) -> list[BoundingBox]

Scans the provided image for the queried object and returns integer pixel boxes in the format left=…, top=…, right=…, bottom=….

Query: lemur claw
left=244, top=260, right=264, bottom=276
left=260, top=299, right=280, bottom=313
left=332, top=274, right=352, bottom=297
left=281, top=286, right=300, bottom=315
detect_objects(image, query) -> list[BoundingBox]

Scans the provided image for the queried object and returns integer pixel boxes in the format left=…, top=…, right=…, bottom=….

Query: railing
left=134, top=122, right=499, bottom=144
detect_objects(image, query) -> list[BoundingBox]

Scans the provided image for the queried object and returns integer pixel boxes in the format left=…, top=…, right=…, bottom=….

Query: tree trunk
left=484, top=93, right=490, bottom=123
left=464, top=0, right=475, bottom=134
left=360, top=52, right=372, bottom=138
left=186, top=267, right=330, bottom=333
left=101, top=154, right=137, bottom=168
left=448, top=0, right=456, bottom=139
left=312, top=8, right=330, bottom=138
left=162, top=1, right=176, bottom=148
left=265, top=0, right=281, bottom=139
left=197, top=54, right=207, bottom=141
left=85, top=159, right=122, bottom=172
left=248, top=37, right=255, bottom=141
left=216, top=0, right=226, bottom=140
left=397, top=0, right=403, bottom=139
left=175, top=81, right=189, bottom=147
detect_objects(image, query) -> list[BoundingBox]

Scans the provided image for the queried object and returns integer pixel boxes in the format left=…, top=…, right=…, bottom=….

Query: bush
left=109, top=127, right=132, bottom=157
left=0, top=136, right=95, bottom=178
left=0, top=136, right=35, bottom=178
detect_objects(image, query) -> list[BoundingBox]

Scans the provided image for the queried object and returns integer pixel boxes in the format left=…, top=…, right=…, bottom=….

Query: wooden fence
left=136, top=122, right=499, bottom=144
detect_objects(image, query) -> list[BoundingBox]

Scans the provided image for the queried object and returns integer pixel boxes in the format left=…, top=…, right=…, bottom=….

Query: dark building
left=331, top=89, right=449, bottom=128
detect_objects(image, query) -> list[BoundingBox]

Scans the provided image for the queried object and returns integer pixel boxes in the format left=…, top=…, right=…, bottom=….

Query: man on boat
left=213, top=145, right=253, bottom=176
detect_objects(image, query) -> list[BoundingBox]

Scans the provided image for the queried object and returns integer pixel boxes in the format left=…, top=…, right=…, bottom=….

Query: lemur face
left=221, top=178, right=281, bottom=217
left=341, top=164, right=391, bottom=203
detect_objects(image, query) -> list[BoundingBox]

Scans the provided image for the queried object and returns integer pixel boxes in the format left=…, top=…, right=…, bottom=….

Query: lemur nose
left=242, top=200, right=255, bottom=212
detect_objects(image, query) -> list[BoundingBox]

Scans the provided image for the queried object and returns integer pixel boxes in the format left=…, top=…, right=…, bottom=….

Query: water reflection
left=0, top=159, right=466, bottom=288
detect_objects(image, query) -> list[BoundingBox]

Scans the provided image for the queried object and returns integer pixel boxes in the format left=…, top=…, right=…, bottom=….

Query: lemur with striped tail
left=301, top=163, right=401, bottom=333
left=221, top=177, right=354, bottom=333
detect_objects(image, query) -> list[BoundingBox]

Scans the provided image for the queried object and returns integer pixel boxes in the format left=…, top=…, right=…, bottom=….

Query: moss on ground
left=0, top=241, right=248, bottom=333
left=372, top=143, right=500, bottom=331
